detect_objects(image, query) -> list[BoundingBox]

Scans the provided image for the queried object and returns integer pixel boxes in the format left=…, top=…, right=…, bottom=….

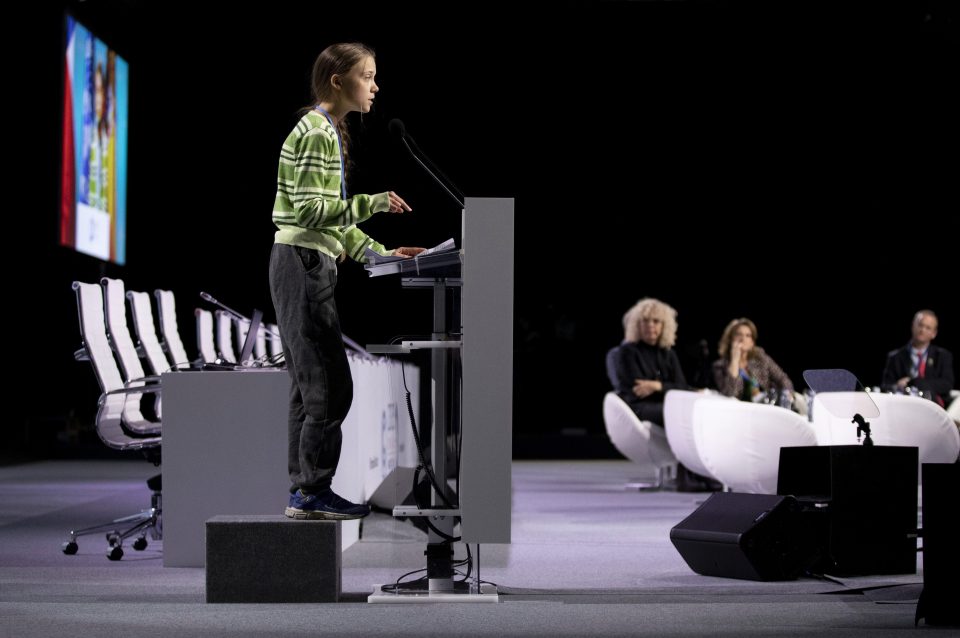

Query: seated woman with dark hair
left=713, top=318, right=793, bottom=401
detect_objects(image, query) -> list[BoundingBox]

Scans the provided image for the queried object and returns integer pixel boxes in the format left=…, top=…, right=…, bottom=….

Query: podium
left=777, top=445, right=918, bottom=575
left=366, top=197, right=513, bottom=601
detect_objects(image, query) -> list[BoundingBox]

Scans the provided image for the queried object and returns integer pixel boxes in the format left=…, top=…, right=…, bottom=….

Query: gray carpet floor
left=0, top=459, right=934, bottom=637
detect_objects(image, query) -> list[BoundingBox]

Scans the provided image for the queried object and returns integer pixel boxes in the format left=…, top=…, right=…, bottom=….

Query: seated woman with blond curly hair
left=713, top=318, right=793, bottom=402
left=610, top=297, right=690, bottom=426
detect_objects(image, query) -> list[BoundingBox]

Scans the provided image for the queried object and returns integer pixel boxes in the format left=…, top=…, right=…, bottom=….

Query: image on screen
left=60, top=15, right=128, bottom=265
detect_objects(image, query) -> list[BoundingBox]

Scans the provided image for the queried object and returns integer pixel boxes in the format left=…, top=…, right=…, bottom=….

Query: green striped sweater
left=272, top=110, right=390, bottom=262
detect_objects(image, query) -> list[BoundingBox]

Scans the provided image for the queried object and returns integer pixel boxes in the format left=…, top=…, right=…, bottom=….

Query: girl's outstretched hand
left=387, top=191, right=412, bottom=213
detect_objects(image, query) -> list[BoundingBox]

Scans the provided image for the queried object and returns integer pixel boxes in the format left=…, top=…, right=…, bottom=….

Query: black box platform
left=206, top=515, right=341, bottom=603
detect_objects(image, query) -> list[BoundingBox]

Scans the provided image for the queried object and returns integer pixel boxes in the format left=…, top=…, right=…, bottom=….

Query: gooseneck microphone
left=391, top=119, right=464, bottom=201
left=387, top=117, right=406, bottom=142
left=200, top=292, right=248, bottom=322
left=388, top=118, right=464, bottom=208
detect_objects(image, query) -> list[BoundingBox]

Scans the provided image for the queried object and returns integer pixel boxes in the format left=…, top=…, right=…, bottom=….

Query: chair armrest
left=102, top=380, right=162, bottom=398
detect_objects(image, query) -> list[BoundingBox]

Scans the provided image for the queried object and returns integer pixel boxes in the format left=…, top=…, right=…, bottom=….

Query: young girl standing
left=270, top=42, right=424, bottom=519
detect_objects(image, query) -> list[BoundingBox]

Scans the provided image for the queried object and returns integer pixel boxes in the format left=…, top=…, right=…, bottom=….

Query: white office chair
left=215, top=310, right=237, bottom=363
left=100, top=278, right=161, bottom=434
left=254, top=321, right=268, bottom=361
left=233, top=317, right=249, bottom=358
left=693, top=399, right=818, bottom=494
left=67, top=282, right=162, bottom=560
left=155, top=289, right=193, bottom=368
left=127, top=290, right=174, bottom=374
left=265, top=323, right=283, bottom=362
left=812, top=392, right=960, bottom=473
left=603, top=392, right=677, bottom=489
left=195, top=308, right=217, bottom=363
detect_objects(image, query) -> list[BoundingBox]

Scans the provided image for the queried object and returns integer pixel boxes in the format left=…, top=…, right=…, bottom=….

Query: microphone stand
left=399, top=136, right=464, bottom=209
left=200, top=292, right=249, bottom=323
left=200, top=292, right=265, bottom=367
left=852, top=414, right=874, bottom=446
left=405, top=133, right=464, bottom=202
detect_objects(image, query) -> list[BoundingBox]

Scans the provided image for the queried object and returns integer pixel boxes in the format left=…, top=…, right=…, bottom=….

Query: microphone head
left=388, top=118, right=406, bottom=140
left=200, top=292, right=214, bottom=303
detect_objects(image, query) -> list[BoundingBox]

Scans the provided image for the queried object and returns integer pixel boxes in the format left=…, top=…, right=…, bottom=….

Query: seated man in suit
left=882, top=309, right=955, bottom=407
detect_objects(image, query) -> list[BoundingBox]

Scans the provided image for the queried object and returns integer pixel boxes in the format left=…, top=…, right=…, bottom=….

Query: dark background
left=5, top=0, right=955, bottom=461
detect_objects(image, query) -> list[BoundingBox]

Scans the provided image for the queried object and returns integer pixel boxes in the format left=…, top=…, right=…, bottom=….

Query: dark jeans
left=269, top=243, right=353, bottom=494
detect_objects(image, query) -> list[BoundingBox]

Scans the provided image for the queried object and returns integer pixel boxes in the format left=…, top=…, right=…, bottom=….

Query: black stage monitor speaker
left=778, top=445, right=918, bottom=576
left=670, top=493, right=818, bottom=581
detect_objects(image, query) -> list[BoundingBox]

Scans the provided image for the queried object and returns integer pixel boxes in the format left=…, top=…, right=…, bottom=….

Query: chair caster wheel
left=107, top=546, right=124, bottom=561
left=62, top=541, right=78, bottom=555
left=132, top=537, right=148, bottom=551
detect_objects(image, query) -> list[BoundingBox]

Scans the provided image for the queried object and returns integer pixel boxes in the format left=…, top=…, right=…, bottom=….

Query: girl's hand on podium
left=393, top=247, right=426, bottom=258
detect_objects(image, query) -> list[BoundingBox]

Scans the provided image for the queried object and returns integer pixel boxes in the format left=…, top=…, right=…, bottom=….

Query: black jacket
left=881, top=343, right=955, bottom=404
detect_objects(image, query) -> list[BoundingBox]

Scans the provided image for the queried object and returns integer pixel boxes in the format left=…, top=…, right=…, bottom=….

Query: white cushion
left=693, top=400, right=818, bottom=494
left=664, top=390, right=729, bottom=480
left=812, top=392, right=960, bottom=470
left=603, top=392, right=676, bottom=472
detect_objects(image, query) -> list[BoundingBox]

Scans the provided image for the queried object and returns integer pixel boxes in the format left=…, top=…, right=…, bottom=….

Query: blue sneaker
left=284, top=489, right=371, bottom=520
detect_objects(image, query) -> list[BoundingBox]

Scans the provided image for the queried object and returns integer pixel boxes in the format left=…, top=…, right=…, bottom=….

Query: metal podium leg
left=428, top=278, right=454, bottom=592
left=431, top=278, right=448, bottom=507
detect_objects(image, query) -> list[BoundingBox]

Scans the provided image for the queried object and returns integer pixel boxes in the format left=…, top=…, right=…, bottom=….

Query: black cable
left=382, top=545, right=469, bottom=592
left=456, top=542, right=472, bottom=582
left=383, top=546, right=502, bottom=594
left=400, top=360, right=461, bottom=542
left=411, top=465, right=460, bottom=543
left=401, top=361, right=455, bottom=509
left=380, top=568, right=428, bottom=593
left=410, top=465, right=461, bottom=542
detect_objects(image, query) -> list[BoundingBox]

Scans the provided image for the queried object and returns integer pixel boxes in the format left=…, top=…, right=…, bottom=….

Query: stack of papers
left=365, top=238, right=457, bottom=264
